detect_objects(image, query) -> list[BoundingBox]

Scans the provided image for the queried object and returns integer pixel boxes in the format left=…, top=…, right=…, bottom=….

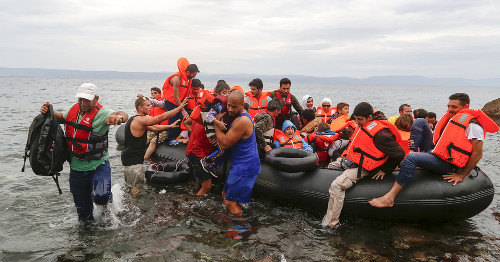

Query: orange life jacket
left=149, top=106, right=169, bottom=125
left=308, top=132, right=340, bottom=166
left=329, top=115, right=351, bottom=132
left=247, top=91, right=271, bottom=119
left=189, top=94, right=227, bottom=125
left=275, top=130, right=303, bottom=149
left=274, top=90, right=292, bottom=115
left=346, top=120, right=402, bottom=173
left=316, top=106, right=337, bottom=122
left=162, top=57, right=191, bottom=105
left=187, top=89, right=214, bottom=112
left=397, top=129, right=410, bottom=156
left=64, top=103, right=108, bottom=160
left=432, top=109, right=499, bottom=168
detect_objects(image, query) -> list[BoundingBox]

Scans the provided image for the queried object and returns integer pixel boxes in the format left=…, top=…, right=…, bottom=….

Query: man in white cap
left=40, top=83, right=128, bottom=223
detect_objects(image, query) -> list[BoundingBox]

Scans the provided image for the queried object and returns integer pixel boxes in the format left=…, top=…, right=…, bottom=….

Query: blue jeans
left=69, top=161, right=112, bottom=222
left=410, top=118, right=433, bottom=152
left=164, top=100, right=184, bottom=140
left=396, top=152, right=453, bottom=187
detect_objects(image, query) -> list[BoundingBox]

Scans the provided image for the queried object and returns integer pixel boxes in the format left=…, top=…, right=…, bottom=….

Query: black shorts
left=187, top=153, right=211, bottom=183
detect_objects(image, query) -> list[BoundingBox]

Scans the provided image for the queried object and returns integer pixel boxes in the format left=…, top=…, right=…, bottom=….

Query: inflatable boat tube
left=145, top=160, right=190, bottom=184
left=265, top=147, right=318, bottom=173
left=117, top=128, right=495, bottom=222
left=116, top=124, right=125, bottom=146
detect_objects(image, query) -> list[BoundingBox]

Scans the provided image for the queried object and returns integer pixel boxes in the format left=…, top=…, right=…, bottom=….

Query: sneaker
left=201, top=158, right=218, bottom=178
left=169, top=140, right=179, bottom=146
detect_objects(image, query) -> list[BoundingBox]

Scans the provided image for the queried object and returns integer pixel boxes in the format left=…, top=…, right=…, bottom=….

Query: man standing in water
left=214, top=91, right=261, bottom=215
left=40, top=83, right=128, bottom=223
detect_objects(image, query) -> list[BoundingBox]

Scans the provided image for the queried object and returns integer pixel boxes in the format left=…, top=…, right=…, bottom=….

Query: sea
left=0, top=76, right=499, bottom=261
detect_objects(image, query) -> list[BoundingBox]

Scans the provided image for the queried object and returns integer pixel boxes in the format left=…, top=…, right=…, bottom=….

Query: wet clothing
left=186, top=121, right=212, bottom=159
left=121, top=115, right=148, bottom=166
left=124, top=164, right=145, bottom=187
left=223, top=112, right=261, bottom=204
left=187, top=153, right=211, bottom=183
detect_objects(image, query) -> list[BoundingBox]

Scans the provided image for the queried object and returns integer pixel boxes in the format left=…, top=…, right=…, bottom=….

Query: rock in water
left=482, top=98, right=500, bottom=125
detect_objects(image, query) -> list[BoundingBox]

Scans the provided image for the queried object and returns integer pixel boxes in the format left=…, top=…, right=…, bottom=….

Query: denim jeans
left=69, top=161, right=112, bottom=222
left=410, top=118, right=434, bottom=152
left=396, top=152, right=453, bottom=187
left=164, top=100, right=184, bottom=140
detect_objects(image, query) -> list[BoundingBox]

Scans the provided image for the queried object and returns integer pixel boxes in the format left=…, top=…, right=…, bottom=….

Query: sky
left=1, top=0, right=500, bottom=78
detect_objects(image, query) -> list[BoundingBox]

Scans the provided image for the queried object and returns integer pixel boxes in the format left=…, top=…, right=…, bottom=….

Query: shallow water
left=0, top=76, right=498, bottom=261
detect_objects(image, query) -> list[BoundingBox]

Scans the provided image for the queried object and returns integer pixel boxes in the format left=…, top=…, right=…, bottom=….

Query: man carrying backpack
left=40, top=83, right=128, bottom=223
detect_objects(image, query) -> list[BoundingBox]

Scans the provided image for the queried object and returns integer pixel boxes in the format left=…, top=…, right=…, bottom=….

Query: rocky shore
left=482, top=98, right=500, bottom=125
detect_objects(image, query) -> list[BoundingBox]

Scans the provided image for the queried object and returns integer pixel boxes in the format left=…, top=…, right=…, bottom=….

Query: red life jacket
left=274, top=90, right=292, bottom=115
left=247, top=91, right=271, bottom=119
left=329, top=115, right=351, bottom=132
left=432, top=109, right=499, bottom=168
left=162, top=58, right=191, bottom=105
left=275, top=130, right=303, bottom=149
left=149, top=106, right=169, bottom=125
left=187, top=89, right=214, bottom=112
left=309, top=132, right=340, bottom=166
left=346, top=120, right=402, bottom=173
left=316, top=106, right=337, bottom=123
left=64, top=103, right=108, bottom=160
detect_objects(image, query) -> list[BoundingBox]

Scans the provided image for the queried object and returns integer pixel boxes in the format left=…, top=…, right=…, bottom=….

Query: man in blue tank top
left=214, top=91, right=261, bottom=215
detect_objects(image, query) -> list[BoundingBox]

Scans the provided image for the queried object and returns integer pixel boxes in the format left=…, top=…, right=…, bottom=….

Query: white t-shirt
left=466, top=123, right=484, bottom=141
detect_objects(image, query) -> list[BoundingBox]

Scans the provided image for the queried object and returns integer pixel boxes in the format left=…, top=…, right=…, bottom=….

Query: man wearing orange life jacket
left=162, top=57, right=199, bottom=141
left=40, top=83, right=129, bottom=223
left=273, top=120, right=313, bottom=152
left=316, top=98, right=337, bottom=123
left=244, top=78, right=272, bottom=119
left=370, top=93, right=499, bottom=208
left=322, top=102, right=405, bottom=227
left=270, top=78, right=303, bottom=130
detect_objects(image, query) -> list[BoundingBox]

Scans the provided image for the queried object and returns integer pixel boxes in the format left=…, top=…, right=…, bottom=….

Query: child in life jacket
left=308, top=123, right=338, bottom=166
left=328, top=125, right=355, bottom=162
left=197, top=83, right=231, bottom=176
left=273, top=120, right=314, bottom=152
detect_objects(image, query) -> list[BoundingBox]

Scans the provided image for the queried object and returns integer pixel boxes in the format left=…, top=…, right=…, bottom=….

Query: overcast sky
left=1, top=0, right=499, bottom=78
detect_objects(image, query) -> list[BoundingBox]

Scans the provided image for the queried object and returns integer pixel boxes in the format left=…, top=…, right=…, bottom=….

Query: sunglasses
left=322, top=104, right=330, bottom=107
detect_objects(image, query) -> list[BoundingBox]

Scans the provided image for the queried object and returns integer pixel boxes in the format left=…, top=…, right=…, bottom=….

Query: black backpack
left=22, top=105, right=69, bottom=194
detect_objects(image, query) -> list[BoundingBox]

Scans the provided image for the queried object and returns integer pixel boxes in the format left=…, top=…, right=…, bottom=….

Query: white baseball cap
left=75, top=83, right=98, bottom=100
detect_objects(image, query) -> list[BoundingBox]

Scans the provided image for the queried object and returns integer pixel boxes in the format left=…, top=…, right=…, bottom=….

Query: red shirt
left=186, top=121, right=212, bottom=158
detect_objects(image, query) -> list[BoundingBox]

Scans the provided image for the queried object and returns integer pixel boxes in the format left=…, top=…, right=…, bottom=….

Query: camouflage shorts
left=147, top=131, right=168, bottom=144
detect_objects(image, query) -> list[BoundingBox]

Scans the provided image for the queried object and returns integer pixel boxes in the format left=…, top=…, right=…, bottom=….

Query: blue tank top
left=228, top=112, right=261, bottom=177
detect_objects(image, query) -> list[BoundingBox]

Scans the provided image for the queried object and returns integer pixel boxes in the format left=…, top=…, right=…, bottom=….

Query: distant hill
left=1, top=67, right=499, bottom=87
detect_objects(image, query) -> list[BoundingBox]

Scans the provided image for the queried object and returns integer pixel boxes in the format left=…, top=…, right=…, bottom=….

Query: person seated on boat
left=410, top=108, right=433, bottom=153
left=330, top=102, right=349, bottom=121
left=299, top=109, right=322, bottom=137
left=254, top=99, right=283, bottom=158
left=307, top=123, right=338, bottom=166
left=194, top=82, right=232, bottom=176
left=426, top=111, right=437, bottom=131
left=369, top=93, right=499, bottom=208
left=329, top=102, right=352, bottom=132
left=121, top=97, right=187, bottom=195
left=394, top=114, right=413, bottom=155
left=388, top=103, right=412, bottom=124
left=322, top=102, right=405, bottom=227
left=270, top=78, right=303, bottom=130
left=273, top=120, right=314, bottom=152
left=244, top=78, right=272, bottom=119
left=301, top=95, right=316, bottom=112
left=328, top=125, right=355, bottom=163
left=316, top=98, right=337, bottom=123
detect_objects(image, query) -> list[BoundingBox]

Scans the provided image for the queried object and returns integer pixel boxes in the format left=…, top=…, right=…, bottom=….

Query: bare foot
left=224, top=200, right=242, bottom=216
left=369, top=196, right=394, bottom=208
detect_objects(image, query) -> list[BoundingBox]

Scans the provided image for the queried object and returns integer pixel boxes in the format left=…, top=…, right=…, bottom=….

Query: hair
left=398, top=104, right=411, bottom=113
left=267, top=99, right=283, bottom=112
left=302, top=109, right=316, bottom=121
left=279, top=78, right=291, bottom=87
left=449, top=93, right=470, bottom=105
left=191, top=78, right=202, bottom=87
left=413, top=108, right=428, bottom=119
left=336, top=102, right=349, bottom=111
left=215, top=82, right=230, bottom=94
left=135, top=97, right=149, bottom=110
left=186, top=64, right=199, bottom=73
left=395, top=114, right=413, bottom=132
left=352, top=102, right=374, bottom=118
left=427, top=112, right=437, bottom=119
left=339, top=126, right=354, bottom=140
left=249, top=78, right=263, bottom=89
left=150, top=87, right=161, bottom=93
left=217, top=79, right=226, bottom=84
left=317, top=122, right=330, bottom=132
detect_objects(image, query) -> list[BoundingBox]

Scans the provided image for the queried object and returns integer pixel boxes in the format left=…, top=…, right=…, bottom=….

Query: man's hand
left=106, top=114, right=124, bottom=125
left=264, top=145, right=272, bottom=152
left=214, top=119, right=227, bottom=131
left=40, top=102, right=50, bottom=114
left=443, top=173, right=467, bottom=186
left=169, top=119, right=181, bottom=128
left=372, top=170, right=386, bottom=180
left=215, top=112, right=226, bottom=121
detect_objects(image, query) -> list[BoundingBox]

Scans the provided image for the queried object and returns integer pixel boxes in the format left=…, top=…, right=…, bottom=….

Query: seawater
left=0, top=76, right=499, bottom=261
